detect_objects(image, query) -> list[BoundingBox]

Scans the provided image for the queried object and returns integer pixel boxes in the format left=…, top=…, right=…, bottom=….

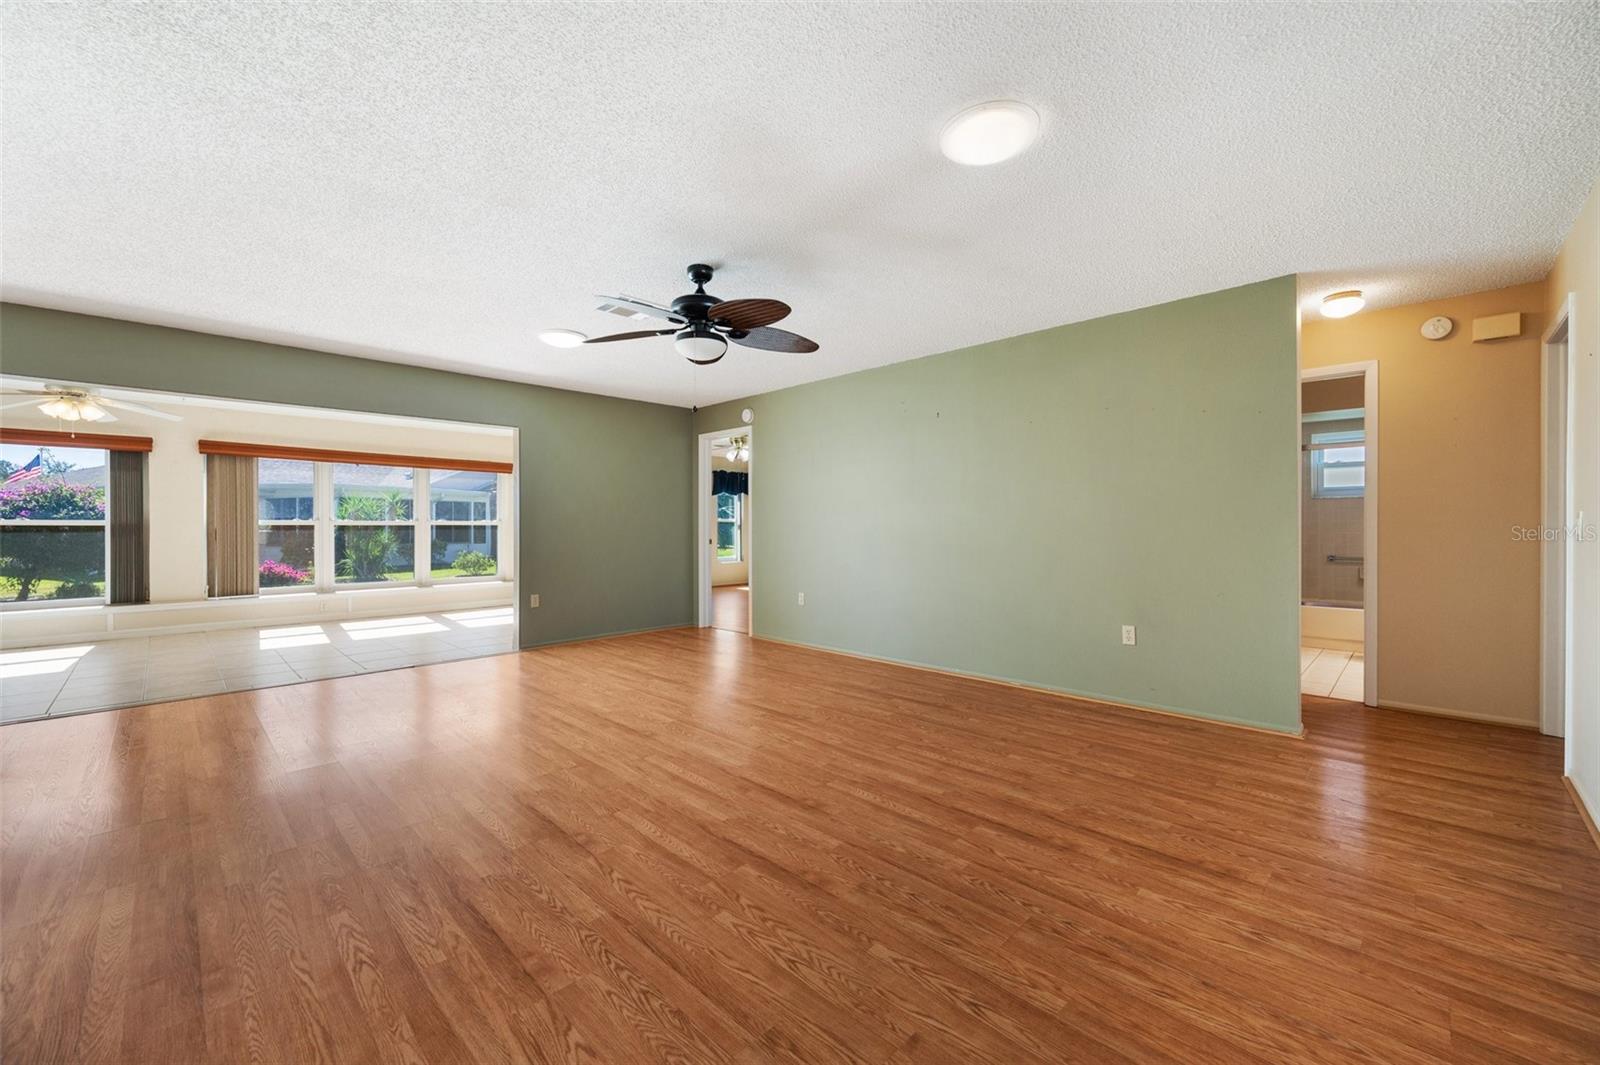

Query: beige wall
left=1302, top=280, right=1547, bottom=726
left=1302, top=376, right=1364, bottom=413
left=1547, top=180, right=1600, bottom=818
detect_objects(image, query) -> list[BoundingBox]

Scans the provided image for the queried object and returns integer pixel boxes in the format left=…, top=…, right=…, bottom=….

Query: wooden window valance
left=197, top=440, right=513, bottom=474
left=0, top=428, right=153, bottom=452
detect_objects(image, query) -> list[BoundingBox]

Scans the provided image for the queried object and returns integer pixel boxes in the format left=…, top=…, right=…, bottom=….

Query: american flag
left=3, top=453, right=43, bottom=486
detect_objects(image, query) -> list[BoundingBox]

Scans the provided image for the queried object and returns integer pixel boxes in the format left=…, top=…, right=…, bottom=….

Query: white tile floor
left=1300, top=644, right=1365, bottom=700
left=0, top=606, right=516, bottom=723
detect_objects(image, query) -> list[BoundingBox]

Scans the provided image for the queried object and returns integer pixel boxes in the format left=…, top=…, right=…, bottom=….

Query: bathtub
left=1301, top=604, right=1363, bottom=651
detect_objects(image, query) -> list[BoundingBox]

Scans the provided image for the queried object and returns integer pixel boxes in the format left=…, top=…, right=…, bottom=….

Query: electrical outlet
left=797, top=592, right=805, bottom=606
left=1121, top=624, right=1136, bottom=646
left=529, top=593, right=540, bottom=608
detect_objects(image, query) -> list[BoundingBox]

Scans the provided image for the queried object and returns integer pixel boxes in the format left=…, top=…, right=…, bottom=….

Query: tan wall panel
left=1302, top=280, right=1546, bottom=724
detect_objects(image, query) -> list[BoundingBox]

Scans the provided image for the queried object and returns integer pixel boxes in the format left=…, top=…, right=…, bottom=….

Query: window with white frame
left=332, top=463, right=416, bottom=584
left=716, top=491, right=741, bottom=562
left=0, top=444, right=108, bottom=605
left=429, top=469, right=499, bottom=579
left=252, top=458, right=504, bottom=593
left=257, top=459, right=316, bottom=587
left=1310, top=430, right=1365, bottom=498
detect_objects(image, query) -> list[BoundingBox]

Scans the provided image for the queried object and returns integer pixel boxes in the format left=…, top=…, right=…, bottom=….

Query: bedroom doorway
left=696, top=424, right=751, bottom=634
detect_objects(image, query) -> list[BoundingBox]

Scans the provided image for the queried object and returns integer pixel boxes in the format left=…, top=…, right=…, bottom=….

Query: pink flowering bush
left=0, top=480, right=108, bottom=600
left=259, top=558, right=311, bottom=587
left=0, top=480, right=106, bottom=520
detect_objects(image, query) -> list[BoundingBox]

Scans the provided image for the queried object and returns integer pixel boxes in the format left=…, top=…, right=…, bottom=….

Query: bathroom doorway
left=1301, top=363, right=1377, bottom=706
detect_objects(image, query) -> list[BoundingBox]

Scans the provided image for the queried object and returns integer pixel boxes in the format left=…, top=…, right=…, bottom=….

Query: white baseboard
left=1566, top=776, right=1600, bottom=853
left=1377, top=698, right=1538, bottom=729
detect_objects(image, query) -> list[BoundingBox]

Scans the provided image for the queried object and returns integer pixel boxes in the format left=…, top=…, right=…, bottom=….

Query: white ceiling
left=3, top=3, right=1597, bottom=408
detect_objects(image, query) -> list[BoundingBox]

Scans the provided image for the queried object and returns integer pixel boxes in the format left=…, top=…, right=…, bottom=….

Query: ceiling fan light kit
left=675, top=327, right=728, bottom=364
left=0, top=386, right=185, bottom=424
left=569, top=263, right=819, bottom=365
left=39, top=395, right=106, bottom=421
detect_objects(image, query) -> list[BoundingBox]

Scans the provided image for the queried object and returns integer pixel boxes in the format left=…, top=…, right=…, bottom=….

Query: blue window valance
left=712, top=469, right=748, bottom=496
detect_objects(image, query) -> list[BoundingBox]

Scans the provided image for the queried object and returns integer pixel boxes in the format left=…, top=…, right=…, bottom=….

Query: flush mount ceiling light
left=1321, top=290, right=1366, bottom=319
left=538, top=329, right=587, bottom=348
left=939, top=100, right=1041, bottom=166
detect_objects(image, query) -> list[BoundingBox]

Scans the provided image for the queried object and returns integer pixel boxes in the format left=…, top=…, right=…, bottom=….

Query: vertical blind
left=108, top=451, right=149, bottom=604
left=206, top=454, right=257, bottom=597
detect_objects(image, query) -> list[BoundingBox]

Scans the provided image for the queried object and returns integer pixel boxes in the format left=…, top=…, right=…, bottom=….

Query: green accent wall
left=0, top=303, right=693, bottom=646
left=695, top=276, right=1302, bottom=732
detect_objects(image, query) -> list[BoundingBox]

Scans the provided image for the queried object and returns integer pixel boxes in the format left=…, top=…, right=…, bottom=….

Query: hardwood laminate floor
left=2, top=629, right=1596, bottom=1064
left=711, top=584, right=749, bottom=634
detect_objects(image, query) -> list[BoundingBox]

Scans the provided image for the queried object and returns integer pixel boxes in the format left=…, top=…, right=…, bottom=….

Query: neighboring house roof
left=57, top=465, right=107, bottom=486
left=257, top=458, right=495, bottom=492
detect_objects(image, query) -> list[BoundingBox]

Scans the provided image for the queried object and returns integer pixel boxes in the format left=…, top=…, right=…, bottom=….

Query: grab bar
left=1326, top=554, right=1363, bottom=564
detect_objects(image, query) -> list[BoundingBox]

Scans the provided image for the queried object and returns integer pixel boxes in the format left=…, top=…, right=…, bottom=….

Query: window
left=0, top=445, right=108, bottom=604
left=429, top=469, right=499, bottom=579
left=243, top=457, right=507, bottom=595
left=1311, top=430, right=1365, bottom=498
left=716, top=491, right=741, bottom=562
left=332, top=463, right=415, bottom=584
left=257, top=459, right=316, bottom=587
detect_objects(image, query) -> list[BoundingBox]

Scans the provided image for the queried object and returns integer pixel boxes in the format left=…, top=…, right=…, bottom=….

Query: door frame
left=1301, top=360, right=1379, bottom=706
left=695, top=423, right=753, bottom=629
left=1541, top=296, right=1576, bottom=742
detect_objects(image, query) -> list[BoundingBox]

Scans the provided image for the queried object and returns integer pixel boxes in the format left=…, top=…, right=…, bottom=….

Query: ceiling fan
left=0, top=386, right=182, bottom=424
left=568, top=263, right=819, bottom=365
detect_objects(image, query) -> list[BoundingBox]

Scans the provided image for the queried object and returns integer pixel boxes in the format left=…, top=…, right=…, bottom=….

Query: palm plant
left=335, top=489, right=407, bottom=582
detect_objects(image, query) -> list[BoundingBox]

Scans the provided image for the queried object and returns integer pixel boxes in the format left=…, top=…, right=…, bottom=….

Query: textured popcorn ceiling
left=3, top=3, right=1598, bottom=407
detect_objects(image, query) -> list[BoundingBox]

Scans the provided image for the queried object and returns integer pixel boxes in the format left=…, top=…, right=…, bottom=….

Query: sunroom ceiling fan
left=0, top=386, right=182, bottom=424
left=554, top=263, right=819, bottom=365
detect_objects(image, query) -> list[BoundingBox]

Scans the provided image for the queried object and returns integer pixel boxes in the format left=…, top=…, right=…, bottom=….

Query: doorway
left=696, top=424, right=751, bottom=634
left=1541, top=299, right=1575, bottom=741
left=1300, top=362, right=1378, bottom=706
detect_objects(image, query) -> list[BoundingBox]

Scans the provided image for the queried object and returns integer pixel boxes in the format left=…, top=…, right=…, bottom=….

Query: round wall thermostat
left=1420, top=316, right=1453, bottom=340
left=740, top=407, right=754, bottom=424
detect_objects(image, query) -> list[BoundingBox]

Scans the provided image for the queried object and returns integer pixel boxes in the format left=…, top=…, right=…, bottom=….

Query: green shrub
left=452, top=550, right=495, bottom=576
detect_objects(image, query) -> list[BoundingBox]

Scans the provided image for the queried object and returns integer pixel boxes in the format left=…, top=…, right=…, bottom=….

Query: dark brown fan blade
left=730, top=326, right=818, bottom=353
left=708, top=299, right=790, bottom=331
left=582, top=329, right=677, bottom=344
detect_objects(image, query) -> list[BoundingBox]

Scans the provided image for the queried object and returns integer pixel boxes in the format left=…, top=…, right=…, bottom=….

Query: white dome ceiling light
left=538, top=329, right=587, bottom=348
left=675, top=327, right=728, bottom=365
left=1321, top=290, right=1366, bottom=319
left=939, top=100, right=1041, bottom=166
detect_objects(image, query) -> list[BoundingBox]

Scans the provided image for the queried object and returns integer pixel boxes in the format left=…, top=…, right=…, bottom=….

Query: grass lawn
left=0, top=577, right=105, bottom=603
left=331, top=567, right=494, bottom=584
